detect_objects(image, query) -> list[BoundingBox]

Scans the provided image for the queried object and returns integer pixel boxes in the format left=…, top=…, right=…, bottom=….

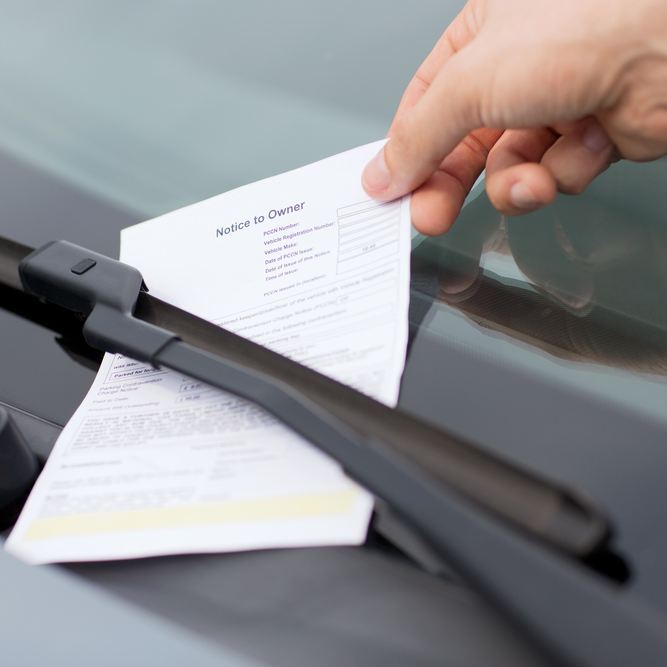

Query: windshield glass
left=0, top=0, right=665, bottom=426
left=411, top=160, right=667, bottom=426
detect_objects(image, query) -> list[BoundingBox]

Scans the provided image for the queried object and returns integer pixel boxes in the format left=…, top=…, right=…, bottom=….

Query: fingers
left=363, top=47, right=488, bottom=201
left=597, top=76, right=667, bottom=161
left=541, top=119, right=616, bottom=194
left=363, top=5, right=485, bottom=201
left=486, top=128, right=559, bottom=215
left=388, top=4, right=482, bottom=134
left=486, top=120, right=616, bottom=216
left=411, top=127, right=503, bottom=235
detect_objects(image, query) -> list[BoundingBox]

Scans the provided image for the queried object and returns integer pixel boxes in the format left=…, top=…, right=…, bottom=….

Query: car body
left=1, top=3, right=666, bottom=665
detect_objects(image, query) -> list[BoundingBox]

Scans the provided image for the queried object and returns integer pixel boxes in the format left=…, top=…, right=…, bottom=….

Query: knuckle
left=609, top=94, right=667, bottom=160
left=625, top=107, right=666, bottom=141
left=460, top=132, right=491, bottom=163
left=615, top=140, right=665, bottom=162
left=387, top=115, right=437, bottom=181
left=464, top=0, right=486, bottom=35
left=387, top=118, right=413, bottom=159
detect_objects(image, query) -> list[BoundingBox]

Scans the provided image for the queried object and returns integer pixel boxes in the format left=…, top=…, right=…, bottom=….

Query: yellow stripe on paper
left=24, top=490, right=358, bottom=541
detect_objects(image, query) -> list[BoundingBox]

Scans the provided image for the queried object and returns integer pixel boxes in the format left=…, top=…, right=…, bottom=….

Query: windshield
left=2, top=0, right=667, bottom=640
left=1, top=1, right=665, bottom=422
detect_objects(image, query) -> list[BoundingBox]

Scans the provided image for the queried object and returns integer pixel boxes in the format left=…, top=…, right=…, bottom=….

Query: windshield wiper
left=3, top=236, right=667, bottom=667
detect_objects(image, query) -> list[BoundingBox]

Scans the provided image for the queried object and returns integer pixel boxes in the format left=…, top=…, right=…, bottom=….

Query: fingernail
left=510, top=182, right=539, bottom=210
left=362, top=148, right=391, bottom=193
left=582, top=124, right=611, bottom=153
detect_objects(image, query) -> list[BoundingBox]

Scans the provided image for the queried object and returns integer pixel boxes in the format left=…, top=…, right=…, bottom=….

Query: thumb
left=362, top=46, right=487, bottom=202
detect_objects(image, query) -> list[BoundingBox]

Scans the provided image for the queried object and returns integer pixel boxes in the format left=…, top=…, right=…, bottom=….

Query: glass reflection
left=411, top=160, right=667, bottom=375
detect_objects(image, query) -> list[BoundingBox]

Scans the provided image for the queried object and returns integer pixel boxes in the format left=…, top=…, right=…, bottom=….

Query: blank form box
left=336, top=200, right=401, bottom=273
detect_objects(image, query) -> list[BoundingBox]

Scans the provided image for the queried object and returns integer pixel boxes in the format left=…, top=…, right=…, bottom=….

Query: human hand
left=362, top=0, right=667, bottom=235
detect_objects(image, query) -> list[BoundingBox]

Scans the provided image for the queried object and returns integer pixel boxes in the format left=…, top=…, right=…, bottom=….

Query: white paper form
left=6, top=141, right=412, bottom=564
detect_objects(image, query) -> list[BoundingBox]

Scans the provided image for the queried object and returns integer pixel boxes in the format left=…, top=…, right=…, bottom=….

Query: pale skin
left=362, top=0, right=667, bottom=235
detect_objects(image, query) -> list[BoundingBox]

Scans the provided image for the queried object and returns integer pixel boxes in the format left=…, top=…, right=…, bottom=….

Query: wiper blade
left=0, top=236, right=605, bottom=557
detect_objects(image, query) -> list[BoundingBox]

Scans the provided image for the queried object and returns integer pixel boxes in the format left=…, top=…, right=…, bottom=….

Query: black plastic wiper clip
left=20, top=240, right=177, bottom=365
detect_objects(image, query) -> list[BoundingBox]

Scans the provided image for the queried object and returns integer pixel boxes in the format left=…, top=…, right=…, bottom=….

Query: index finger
left=389, top=5, right=481, bottom=135
left=363, top=4, right=490, bottom=205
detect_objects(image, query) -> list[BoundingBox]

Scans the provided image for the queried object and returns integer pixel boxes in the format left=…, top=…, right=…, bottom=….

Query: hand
left=362, top=0, right=667, bottom=235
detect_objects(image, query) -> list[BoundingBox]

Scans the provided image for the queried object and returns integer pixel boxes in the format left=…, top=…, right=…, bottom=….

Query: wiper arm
left=0, top=237, right=607, bottom=557
left=4, top=237, right=667, bottom=667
